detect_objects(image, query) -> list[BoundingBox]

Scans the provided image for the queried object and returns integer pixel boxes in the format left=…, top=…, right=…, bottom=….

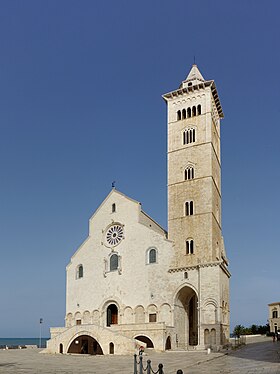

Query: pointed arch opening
left=165, top=336, right=171, bottom=350
left=174, top=286, right=198, bottom=348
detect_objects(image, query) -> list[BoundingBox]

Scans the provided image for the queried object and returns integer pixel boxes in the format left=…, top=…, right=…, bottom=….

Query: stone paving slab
left=0, top=337, right=279, bottom=373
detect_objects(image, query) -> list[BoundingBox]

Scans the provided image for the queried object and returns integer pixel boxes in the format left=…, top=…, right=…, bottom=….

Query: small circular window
left=106, top=225, right=124, bottom=246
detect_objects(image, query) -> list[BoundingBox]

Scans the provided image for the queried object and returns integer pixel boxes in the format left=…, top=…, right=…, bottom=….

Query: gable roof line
left=89, top=188, right=140, bottom=221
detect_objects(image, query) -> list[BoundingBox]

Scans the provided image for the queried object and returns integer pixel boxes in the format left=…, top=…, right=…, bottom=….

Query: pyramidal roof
left=182, top=64, right=205, bottom=88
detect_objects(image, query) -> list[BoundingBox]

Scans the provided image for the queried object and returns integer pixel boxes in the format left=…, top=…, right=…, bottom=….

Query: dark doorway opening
left=107, top=304, right=118, bottom=326
left=67, top=335, right=103, bottom=355
left=165, top=336, right=171, bottom=350
left=109, top=342, right=114, bottom=354
left=59, top=343, right=63, bottom=354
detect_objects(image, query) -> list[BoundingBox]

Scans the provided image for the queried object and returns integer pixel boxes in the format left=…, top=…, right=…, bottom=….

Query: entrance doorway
left=67, top=335, right=103, bottom=355
left=174, top=286, right=198, bottom=348
left=107, top=304, right=118, bottom=326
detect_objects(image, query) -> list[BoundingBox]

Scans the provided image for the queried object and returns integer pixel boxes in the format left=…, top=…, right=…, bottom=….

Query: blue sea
left=0, top=338, right=49, bottom=348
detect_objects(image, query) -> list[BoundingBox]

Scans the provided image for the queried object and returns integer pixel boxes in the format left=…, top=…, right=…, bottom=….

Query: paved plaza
left=0, top=336, right=279, bottom=373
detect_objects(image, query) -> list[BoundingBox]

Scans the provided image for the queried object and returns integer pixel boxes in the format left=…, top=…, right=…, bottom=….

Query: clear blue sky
left=0, top=0, right=279, bottom=337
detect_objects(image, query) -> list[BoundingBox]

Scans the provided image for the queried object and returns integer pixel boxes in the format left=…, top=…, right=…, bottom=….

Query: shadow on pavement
left=227, top=340, right=280, bottom=364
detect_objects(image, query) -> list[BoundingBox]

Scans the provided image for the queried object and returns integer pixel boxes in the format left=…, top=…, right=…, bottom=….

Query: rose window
left=106, top=225, right=124, bottom=246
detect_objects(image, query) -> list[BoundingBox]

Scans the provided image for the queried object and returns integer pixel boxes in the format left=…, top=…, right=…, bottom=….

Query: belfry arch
left=174, top=286, right=198, bottom=348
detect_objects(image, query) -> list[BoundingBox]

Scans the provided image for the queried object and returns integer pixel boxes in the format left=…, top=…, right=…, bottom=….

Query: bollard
left=139, top=354, right=143, bottom=374
left=177, top=370, right=183, bottom=374
left=158, top=363, right=164, bottom=374
left=147, top=359, right=151, bottom=374
left=134, top=354, right=137, bottom=374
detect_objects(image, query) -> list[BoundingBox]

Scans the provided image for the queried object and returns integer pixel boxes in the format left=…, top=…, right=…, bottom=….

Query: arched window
left=186, top=239, right=194, bottom=254
left=272, top=311, right=278, bottom=318
left=109, top=342, right=114, bottom=354
left=177, top=110, right=181, bottom=121
left=184, top=166, right=194, bottom=180
left=112, top=203, right=116, bottom=213
left=110, top=254, right=119, bottom=271
left=192, top=106, right=196, bottom=116
left=197, top=104, right=201, bottom=115
left=187, top=107, right=191, bottom=118
left=148, top=248, right=157, bottom=264
left=76, top=265, right=83, bottom=279
left=183, top=128, right=196, bottom=145
left=185, top=201, right=194, bottom=216
left=182, top=109, right=186, bottom=119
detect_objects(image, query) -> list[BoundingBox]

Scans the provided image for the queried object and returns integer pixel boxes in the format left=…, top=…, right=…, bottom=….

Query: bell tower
left=163, top=65, right=230, bottom=346
left=163, top=65, right=228, bottom=269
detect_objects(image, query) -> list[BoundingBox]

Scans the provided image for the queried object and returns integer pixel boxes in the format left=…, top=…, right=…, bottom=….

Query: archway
left=165, top=336, right=171, bottom=350
left=67, top=335, right=103, bottom=355
left=107, top=304, right=118, bottom=326
left=135, top=335, right=154, bottom=348
left=174, top=286, right=198, bottom=348
left=59, top=343, right=63, bottom=354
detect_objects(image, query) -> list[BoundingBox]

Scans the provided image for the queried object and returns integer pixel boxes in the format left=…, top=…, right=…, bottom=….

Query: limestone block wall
left=65, top=190, right=174, bottom=329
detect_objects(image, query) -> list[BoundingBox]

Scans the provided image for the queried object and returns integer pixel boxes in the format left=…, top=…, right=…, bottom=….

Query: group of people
left=272, top=332, right=279, bottom=342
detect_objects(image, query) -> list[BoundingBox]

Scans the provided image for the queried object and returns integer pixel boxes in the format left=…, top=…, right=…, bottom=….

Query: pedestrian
left=272, top=333, right=275, bottom=342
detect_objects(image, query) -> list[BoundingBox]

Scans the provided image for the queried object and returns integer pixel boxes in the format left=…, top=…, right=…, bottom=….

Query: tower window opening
left=188, top=82, right=192, bottom=87
left=183, top=128, right=196, bottom=145
left=182, top=109, right=186, bottom=119
left=185, top=201, right=194, bottom=216
left=185, top=166, right=194, bottom=180
left=197, top=104, right=201, bottom=115
left=272, top=311, right=278, bottom=318
left=186, top=239, right=194, bottom=254
left=192, top=106, right=196, bottom=116
left=112, top=203, right=116, bottom=213
left=177, top=110, right=181, bottom=121
left=187, top=107, right=191, bottom=118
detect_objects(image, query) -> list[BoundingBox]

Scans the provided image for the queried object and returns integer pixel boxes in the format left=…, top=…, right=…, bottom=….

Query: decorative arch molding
left=202, top=298, right=218, bottom=325
left=83, top=310, right=91, bottom=324
left=159, top=303, right=172, bottom=325
left=123, top=306, right=134, bottom=324
left=92, top=310, right=100, bottom=325
left=134, top=305, right=145, bottom=324
left=66, top=313, right=73, bottom=328
left=74, top=312, right=82, bottom=320
left=202, top=298, right=218, bottom=308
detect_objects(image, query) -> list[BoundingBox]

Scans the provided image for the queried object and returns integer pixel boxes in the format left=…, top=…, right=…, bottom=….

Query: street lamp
left=39, top=318, right=43, bottom=348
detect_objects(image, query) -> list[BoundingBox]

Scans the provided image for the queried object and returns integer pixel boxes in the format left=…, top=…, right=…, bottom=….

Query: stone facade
left=268, top=302, right=280, bottom=333
left=45, top=65, right=230, bottom=355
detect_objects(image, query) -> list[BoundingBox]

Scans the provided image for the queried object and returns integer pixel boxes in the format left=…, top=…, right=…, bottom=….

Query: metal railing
left=133, top=354, right=184, bottom=374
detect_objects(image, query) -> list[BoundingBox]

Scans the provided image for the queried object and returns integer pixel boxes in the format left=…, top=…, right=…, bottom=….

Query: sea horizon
left=0, top=337, right=49, bottom=348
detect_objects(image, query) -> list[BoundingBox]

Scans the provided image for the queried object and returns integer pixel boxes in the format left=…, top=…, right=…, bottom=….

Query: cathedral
left=46, top=64, right=230, bottom=355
